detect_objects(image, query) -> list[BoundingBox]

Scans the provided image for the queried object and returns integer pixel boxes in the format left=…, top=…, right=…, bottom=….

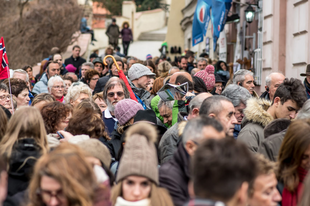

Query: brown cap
left=300, top=64, right=310, bottom=76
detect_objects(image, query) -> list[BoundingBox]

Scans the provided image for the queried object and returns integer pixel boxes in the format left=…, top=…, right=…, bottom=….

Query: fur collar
left=243, top=98, right=273, bottom=127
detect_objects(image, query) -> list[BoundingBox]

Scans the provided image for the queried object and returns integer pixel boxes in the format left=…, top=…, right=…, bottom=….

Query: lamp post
left=245, top=5, right=255, bottom=24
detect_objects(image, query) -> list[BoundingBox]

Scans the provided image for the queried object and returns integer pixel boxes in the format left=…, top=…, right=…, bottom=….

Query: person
left=194, top=65, right=215, bottom=92
left=277, top=119, right=310, bottom=206
left=120, top=22, right=132, bottom=56
left=66, top=72, right=78, bottom=82
left=248, top=155, right=281, bottom=206
left=169, top=66, right=180, bottom=76
left=197, top=58, right=207, bottom=70
left=199, top=96, right=238, bottom=136
left=222, top=84, right=252, bottom=139
left=80, top=15, right=97, bottom=43
left=178, top=56, right=188, bottom=71
left=111, top=123, right=174, bottom=206
left=64, top=82, right=91, bottom=108
left=143, top=59, right=158, bottom=77
left=33, top=61, right=61, bottom=94
left=188, top=138, right=257, bottom=206
left=233, top=69, right=258, bottom=97
left=215, top=60, right=230, bottom=83
left=9, top=78, right=30, bottom=108
left=159, top=117, right=226, bottom=206
left=238, top=78, right=307, bottom=152
left=93, top=92, right=107, bottom=113
left=31, top=93, right=55, bottom=111
left=0, top=83, right=11, bottom=111
left=192, top=76, right=209, bottom=94
left=158, top=100, right=174, bottom=127
left=47, top=75, right=65, bottom=103
left=0, top=156, right=7, bottom=206
left=158, top=61, right=172, bottom=78
left=22, top=65, right=36, bottom=89
left=159, top=93, right=212, bottom=164
left=300, top=64, right=310, bottom=99
left=62, top=75, right=73, bottom=96
left=27, top=143, right=111, bottom=206
left=12, top=69, right=34, bottom=104
left=102, top=78, right=130, bottom=136
left=65, top=64, right=77, bottom=74
left=94, top=56, right=124, bottom=93
left=84, top=69, right=100, bottom=91
left=64, top=45, right=86, bottom=76
left=52, top=53, right=68, bottom=75
left=299, top=173, right=310, bottom=206
left=212, top=74, right=225, bottom=95
left=0, top=107, right=7, bottom=141
left=92, top=57, right=106, bottom=77
left=128, top=63, right=156, bottom=109
left=0, top=107, right=48, bottom=201
left=185, top=51, right=195, bottom=73
left=106, top=18, right=120, bottom=49
left=108, top=99, right=143, bottom=159
left=260, top=72, right=285, bottom=101
left=80, top=62, right=94, bottom=82
left=127, top=57, right=136, bottom=68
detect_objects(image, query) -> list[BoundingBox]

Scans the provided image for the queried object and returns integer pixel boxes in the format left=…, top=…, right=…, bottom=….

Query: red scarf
left=282, top=167, right=308, bottom=206
left=56, top=96, right=64, bottom=103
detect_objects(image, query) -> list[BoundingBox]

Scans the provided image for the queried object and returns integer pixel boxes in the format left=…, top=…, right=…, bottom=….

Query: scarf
left=55, top=96, right=64, bottom=103
left=115, top=197, right=150, bottom=206
left=282, top=167, right=308, bottom=206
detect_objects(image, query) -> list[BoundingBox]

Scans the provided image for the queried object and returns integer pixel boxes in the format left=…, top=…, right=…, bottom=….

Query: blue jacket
left=32, top=73, right=48, bottom=94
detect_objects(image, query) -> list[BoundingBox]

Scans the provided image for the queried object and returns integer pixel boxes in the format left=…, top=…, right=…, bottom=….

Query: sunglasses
left=107, top=92, right=124, bottom=98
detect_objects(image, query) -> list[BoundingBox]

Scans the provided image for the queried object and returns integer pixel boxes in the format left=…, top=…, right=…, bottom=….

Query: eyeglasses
left=0, top=95, right=11, bottom=100
left=107, top=91, right=124, bottom=98
left=37, top=188, right=66, bottom=202
left=52, top=86, right=65, bottom=89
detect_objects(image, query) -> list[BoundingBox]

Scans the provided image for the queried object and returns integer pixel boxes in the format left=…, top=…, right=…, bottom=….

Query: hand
left=57, top=130, right=74, bottom=142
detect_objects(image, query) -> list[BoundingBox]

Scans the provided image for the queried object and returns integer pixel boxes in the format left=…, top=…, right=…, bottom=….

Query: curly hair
left=75, top=99, right=102, bottom=118
left=66, top=108, right=110, bottom=140
left=84, top=69, right=100, bottom=84
left=3, top=78, right=28, bottom=97
left=41, top=102, right=73, bottom=134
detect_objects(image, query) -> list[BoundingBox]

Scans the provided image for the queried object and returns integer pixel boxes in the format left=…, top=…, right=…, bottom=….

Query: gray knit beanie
left=116, top=122, right=159, bottom=185
left=128, top=63, right=156, bottom=81
left=114, top=99, right=144, bottom=125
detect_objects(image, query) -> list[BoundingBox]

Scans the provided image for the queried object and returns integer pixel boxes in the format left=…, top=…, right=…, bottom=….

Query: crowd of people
left=1, top=43, right=310, bottom=206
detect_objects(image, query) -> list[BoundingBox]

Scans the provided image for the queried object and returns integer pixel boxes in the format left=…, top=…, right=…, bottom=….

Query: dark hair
left=0, top=107, right=8, bottom=141
left=273, top=78, right=307, bottom=108
left=151, top=77, right=164, bottom=95
left=52, top=53, right=62, bottom=61
left=185, top=50, right=194, bottom=58
left=41, top=102, right=72, bottom=134
left=143, top=60, right=158, bottom=77
left=0, top=83, right=8, bottom=92
left=191, top=138, right=257, bottom=201
left=46, top=60, right=59, bottom=74
left=175, top=75, right=194, bottom=91
left=193, top=76, right=208, bottom=93
left=179, top=56, right=188, bottom=63
left=84, top=69, right=100, bottom=84
left=75, top=99, right=102, bottom=118
left=22, top=65, right=32, bottom=72
left=62, top=75, right=74, bottom=83
left=8, top=78, right=28, bottom=97
left=199, top=96, right=232, bottom=116
left=72, top=45, right=81, bottom=50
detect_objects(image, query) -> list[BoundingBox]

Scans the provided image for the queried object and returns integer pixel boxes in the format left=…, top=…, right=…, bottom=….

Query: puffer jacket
left=238, top=98, right=273, bottom=152
left=32, top=73, right=48, bottom=94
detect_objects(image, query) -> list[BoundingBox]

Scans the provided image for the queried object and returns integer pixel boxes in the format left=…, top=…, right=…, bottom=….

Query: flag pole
left=6, top=66, right=14, bottom=114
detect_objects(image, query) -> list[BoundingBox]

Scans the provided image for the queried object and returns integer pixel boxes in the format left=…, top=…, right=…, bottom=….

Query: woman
left=62, top=75, right=74, bottom=96
left=31, top=93, right=55, bottom=111
left=0, top=107, right=48, bottom=199
left=299, top=173, right=310, bottom=206
left=111, top=123, right=173, bottom=206
left=93, top=92, right=107, bottom=113
left=27, top=143, right=110, bottom=206
left=146, top=77, right=155, bottom=93
left=22, top=65, right=36, bottom=88
left=143, top=59, right=158, bottom=77
left=9, top=78, right=30, bottom=108
left=215, top=60, right=230, bottom=84
left=84, top=69, right=100, bottom=91
left=277, top=119, right=310, bottom=206
left=65, top=82, right=92, bottom=108
left=121, top=22, right=132, bottom=56
left=75, top=99, right=102, bottom=118
left=157, top=61, right=172, bottom=78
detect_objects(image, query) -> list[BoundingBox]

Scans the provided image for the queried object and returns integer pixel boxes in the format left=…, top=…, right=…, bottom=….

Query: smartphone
left=56, top=131, right=64, bottom=139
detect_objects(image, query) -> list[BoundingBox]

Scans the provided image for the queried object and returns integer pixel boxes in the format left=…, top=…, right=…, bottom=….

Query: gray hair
left=188, top=93, right=211, bottom=113
left=199, top=96, right=232, bottom=116
left=222, top=84, right=251, bottom=107
left=265, top=72, right=284, bottom=87
left=168, top=66, right=180, bottom=75
left=82, top=62, right=94, bottom=69
left=48, top=75, right=64, bottom=90
left=158, top=99, right=174, bottom=110
left=182, top=116, right=223, bottom=147
left=103, top=77, right=130, bottom=103
left=296, top=99, right=310, bottom=119
left=233, top=69, right=254, bottom=84
left=65, top=82, right=92, bottom=103
left=13, top=69, right=29, bottom=82
left=197, top=57, right=207, bottom=64
left=127, top=57, right=136, bottom=65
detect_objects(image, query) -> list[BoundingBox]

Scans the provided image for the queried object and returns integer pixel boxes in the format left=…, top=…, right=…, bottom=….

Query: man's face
left=214, top=101, right=238, bottom=136
left=248, top=173, right=281, bottom=206
left=274, top=98, right=298, bottom=120
left=268, top=74, right=285, bottom=101
left=214, top=82, right=223, bottom=94
left=63, top=80, right=72, bottom=95
left=94, top=63, right=103, bottom=73
left=180, top=58, right=188, bottom=70
left=241, top=74, right=255, bottom=94
left=159, top=105, right=173, bottom=126
left=136, top=75, right=151, bottom=89
left=72, top=48, right=80, bottom=58
left=306, top=75, right=310, bottom=84
left=81, top=66, right=90, bottom=78
left=89, top=74, right=99, bottom=90
left=235, top=102, right=246, bottom=124
left=48, top=63, right=60, bottom=78
left=106, top=84, right=125, bottom=111
left=53, top=54, right=63, bottom=66
left=50, top=81, right=64, bottom=99
left=0, top=90, right=10, bottom=109
left=111, top=61, right=123, bottom=76
left=197, top=61, right=207, bottom=70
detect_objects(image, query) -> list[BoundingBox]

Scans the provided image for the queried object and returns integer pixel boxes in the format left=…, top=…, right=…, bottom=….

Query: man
left=159, top=117, right=226, bottom=206
left=238, top=78, right=307, bottom=152
left=222, top=84, right=252, bottom=138
left=190, top=68, right=200, bottom=76
left=233, top=69, right=258, bottom=97
left=186, top=51, right=195, bottom=73
left=128, top=63, right=156, bottom=109
left=105, top=18, right=120, bottom=49
left=168, top=66, right=180, bottom=76
left=199, top=96, right=238, bottom=136
left=64, top=45, right=86, bottom=76
left=179, top=56, right=188, bottom=71
left=115, top=46, right=125, bottom=57
left=261, top=72, right=285, bottom=101
left=12, top=69, right=34, bottom=104
left=52, top=53, right=68, bottom=75
left=159, top=93, right=212, bottom=164
left=197, top=57, right=207, bottom=70
left=94, top=56, right=124, bottom=94
left=47, top=76, right=65, bottom=103
left=187, top=138, right=257, bottom=206
left=248, top=155, right=281, bottom=206
left=158, top=100, right=174, bottom=127
left=300, top=64, right=310, bottom=99
left=212, top=74, right=225, bottom=95
left=92, top=57, right=106, bottom=77
left=102, top=77, right=130, bottom=136
left=0, top=83, right=10, bottom=112
left=80, top=62, right=94, bottom=82
left=33, top=61, right=60, bottom=94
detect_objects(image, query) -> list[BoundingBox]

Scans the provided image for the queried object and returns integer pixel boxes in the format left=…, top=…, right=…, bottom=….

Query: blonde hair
left=65, top=82, right=92, bottom=104
left=0, top=107, right=48, bottom=160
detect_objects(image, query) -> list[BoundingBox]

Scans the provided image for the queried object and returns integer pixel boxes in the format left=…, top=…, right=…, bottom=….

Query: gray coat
left=32, top=73, right=48, bottom=94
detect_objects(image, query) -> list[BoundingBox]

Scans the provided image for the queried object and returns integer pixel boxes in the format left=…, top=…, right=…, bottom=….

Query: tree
left=0, top=0, right=83, bottom=69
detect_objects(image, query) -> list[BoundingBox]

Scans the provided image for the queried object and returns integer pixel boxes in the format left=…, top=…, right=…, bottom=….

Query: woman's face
left=40, top=175, right=68, bottom=206
left=56, top=112, right=72, bottom=132
left=146, top=78, right=154, bottom=92
left=122, top=176, right=151, bottom=202
left=220, top=62, right=227, bottom=71
left=94, top=98, right=107, bottom=113
left=146, top=66, right=154, bottom=73
left=16, top=88, right=30, bottom=107
left=300, top=144, right=310, bottom=171
left=124, top=23, right=128, bottom=28
left=89, top=75, right=99, bottom=90
left=26, top=68, right=33, bottom=79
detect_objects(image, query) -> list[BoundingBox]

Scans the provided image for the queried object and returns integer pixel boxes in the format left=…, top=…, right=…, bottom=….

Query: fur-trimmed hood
left=242, top=98, right=273, bottom=128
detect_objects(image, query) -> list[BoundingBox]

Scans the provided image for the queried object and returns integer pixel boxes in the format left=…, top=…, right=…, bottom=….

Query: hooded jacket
left=32, top=73, right=48, bottom=94
left=238, top=98, right=273, bottom=152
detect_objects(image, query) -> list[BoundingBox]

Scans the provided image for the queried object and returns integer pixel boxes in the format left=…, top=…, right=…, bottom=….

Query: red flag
left=0, top=37, right=10, bottom=80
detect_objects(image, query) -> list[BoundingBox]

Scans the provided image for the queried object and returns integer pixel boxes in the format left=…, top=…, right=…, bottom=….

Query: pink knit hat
left=194, top=65, right=215, bottom=90
left=65, top=64, right=77, bottom=73
left=114, top=99, right=144, bottom=125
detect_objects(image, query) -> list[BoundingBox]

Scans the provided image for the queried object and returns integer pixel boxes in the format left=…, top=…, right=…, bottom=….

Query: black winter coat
left=94, top=71, right=114, bottom=94
left=64, top=55, right=86, bottom=75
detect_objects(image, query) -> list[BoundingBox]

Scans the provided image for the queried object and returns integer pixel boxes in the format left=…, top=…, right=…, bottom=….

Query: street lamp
left=245, top=5, right=255, bottom=23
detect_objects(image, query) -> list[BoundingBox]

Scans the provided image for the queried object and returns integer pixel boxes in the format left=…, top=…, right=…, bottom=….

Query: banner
left=218, top=31, right=227, bottom=62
